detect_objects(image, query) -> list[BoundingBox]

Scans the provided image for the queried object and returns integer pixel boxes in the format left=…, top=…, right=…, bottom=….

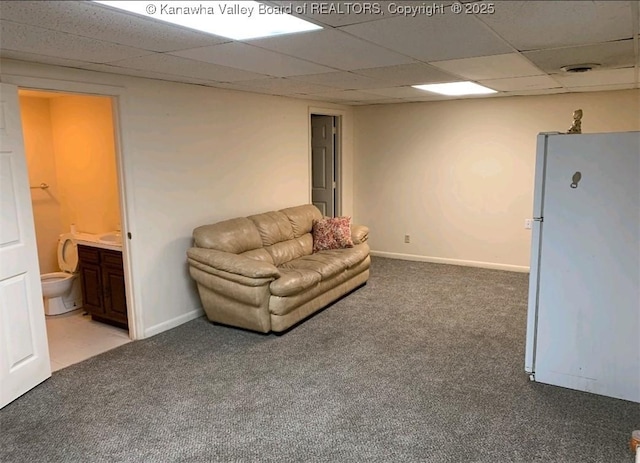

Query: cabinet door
left=103, top=265, right=127, bottom=324
left=80, top=262, right=104, bottom=315
left=101, top=249, right=127, bottom=326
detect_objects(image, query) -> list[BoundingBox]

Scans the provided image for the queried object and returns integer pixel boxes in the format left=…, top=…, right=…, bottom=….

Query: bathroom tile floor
left=45, top=309, right=131, bottom=372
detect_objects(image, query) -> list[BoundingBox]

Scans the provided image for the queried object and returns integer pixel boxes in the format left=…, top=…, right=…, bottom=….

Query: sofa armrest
left=187, top=248, right=280, bottom=279
left=351, top=225, right=369, bottom=245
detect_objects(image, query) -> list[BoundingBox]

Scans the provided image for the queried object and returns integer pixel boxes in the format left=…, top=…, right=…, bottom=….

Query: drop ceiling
left=1, top=0, right=638, bottom=105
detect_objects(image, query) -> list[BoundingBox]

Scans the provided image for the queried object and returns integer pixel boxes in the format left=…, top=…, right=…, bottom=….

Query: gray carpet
left=1, top=257, right=638, bottom=462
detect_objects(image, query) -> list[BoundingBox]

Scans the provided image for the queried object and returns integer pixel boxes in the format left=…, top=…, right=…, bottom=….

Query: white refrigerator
left=525, top=131, right=640, bottom=403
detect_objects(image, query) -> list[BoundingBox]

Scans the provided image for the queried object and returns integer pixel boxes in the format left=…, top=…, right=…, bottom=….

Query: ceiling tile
left=104, top=53, right=268, bottom=82
left=170, top=42, right=334, bottom=77
left=247, top=29, right=415, bottom=71
left=479, top=75, right=562, bottom=91
left=266, top=0, right=386, bottom=27
left=223, top=77, right=334, bottom=95
left=430, top=53, right=545, bottom=80
left=404, top=94, right=456, bottom=102
left=291, top=71, right=383, bottom=90
left=477, top=1, right=635, bottom=51
left=79, top=63, right=223, bottom=86
left=523, top=39, right=636, bottom=73
left=203, top=83, right=320, bottom=99
left=293, top=93, right=343, bottom=102
left=563, top=83, right=637, bottom=92
left=553, top=67, right=636, bottom=88
left=351, top=99, right=405, bottom=106
left=0, top=1, right=229, bottom=52
left=2, top=1, right=637, bottom=104
left=208, top=85, right=285, bottom=97
left=500, top=88, right=568, bottom=97
left=0, top=49, right=98, bottom=69
left=340, top=13, right=513, bottom=62
left=0, top=55, right=218, bottom=88
left=202, top=82, right=288, bottom=97
left=306, top=89, right=388, bottom=101
left=364, top=87, right=439, bottom=98
left=0, top=20, right=151, bottom=63
left=268, top=0, right=453, bottom=27
left=352, top=63, right=461, bottom=85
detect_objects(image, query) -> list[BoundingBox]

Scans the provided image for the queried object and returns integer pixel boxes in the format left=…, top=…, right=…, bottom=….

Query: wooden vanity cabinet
left=77, top=244, right=128, bottom=330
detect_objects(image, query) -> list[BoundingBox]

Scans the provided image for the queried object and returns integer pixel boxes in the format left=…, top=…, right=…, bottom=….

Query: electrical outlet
left=404, top=234, right=410, bottom=243
left=524, top=219, right=533, bottom=229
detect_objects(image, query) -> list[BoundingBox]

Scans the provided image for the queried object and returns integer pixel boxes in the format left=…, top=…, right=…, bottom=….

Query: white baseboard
left=143, top=307, right=205, bottom=338
left=370, top=250, right=530, bottom=273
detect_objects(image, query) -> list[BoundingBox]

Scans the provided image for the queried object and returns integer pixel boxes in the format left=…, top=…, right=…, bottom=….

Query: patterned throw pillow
left=312, top=216, right=354, bottom=253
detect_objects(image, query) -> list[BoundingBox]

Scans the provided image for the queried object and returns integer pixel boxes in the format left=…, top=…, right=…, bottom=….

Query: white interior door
left=533, top=132, right=639, bottom=402
left=311, top=115, right=335, bottom=217
left=0, top=83, right=51, bottom=408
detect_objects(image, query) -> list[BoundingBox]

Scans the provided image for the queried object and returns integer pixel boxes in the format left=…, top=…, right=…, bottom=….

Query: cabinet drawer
left=102, top=250, right=123, bottom=267
left=78, top=245, right=100, bottom=264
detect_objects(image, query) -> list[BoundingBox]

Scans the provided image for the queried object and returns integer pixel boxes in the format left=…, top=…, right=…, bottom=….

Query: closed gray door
left=533, top=132, right=639, bottom=402
left=311, top=115, right=334, bottom=217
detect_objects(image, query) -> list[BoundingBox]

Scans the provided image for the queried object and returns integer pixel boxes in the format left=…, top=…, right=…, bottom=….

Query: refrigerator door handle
left=533, top=217, right=543, bottom=222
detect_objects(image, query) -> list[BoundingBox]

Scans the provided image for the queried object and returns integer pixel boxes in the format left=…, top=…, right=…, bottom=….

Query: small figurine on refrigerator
left=567, top=109, right=583, bottom=134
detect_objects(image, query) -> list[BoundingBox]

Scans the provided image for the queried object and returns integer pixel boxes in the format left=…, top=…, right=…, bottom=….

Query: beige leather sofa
left=187, top=205, right=370, bottom=333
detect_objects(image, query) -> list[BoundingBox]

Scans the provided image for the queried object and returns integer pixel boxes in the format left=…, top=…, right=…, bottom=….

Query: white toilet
left=41, top=233, right=82, bottom=316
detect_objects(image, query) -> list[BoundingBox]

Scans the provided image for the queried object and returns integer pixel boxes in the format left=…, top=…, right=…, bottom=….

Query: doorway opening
left=18, top=89, right=131, bottom=372
left=311, top=113, right=342, bottom=217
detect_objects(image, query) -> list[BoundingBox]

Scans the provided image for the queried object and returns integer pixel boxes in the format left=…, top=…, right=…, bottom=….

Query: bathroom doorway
left=18, top=89, right=131, bottom=371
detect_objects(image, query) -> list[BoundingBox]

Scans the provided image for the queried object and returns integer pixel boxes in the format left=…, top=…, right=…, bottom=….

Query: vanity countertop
left=74, top=232, right=123, bottom=252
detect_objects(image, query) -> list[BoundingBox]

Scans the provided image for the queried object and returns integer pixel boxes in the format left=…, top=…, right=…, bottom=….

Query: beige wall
left=2, top=59, right=354, bottom=337
left=353, top=89, right=640, bottom=270
left=11, top=57, right=637, bottom=337
left=19, top=96, right=63, bottom=274
left=121, top=79, right=354, bottom=335
left=49, top=95, right=120, bottom=234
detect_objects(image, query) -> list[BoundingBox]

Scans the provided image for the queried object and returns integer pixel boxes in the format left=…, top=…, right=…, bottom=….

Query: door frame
left=1, top=74, right=143, bottom=340
left=524, top=134, right=549, bottom=375
left=309, top=107, right=344, bottom=217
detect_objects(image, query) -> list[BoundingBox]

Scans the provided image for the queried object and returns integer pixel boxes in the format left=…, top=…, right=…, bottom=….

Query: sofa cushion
left=280, top=205, right=323, bottom=238
left=264, top=239, right=307, bottom=266
left=316, top=243, right=370, bottom=269
left=269, top=268, right=322, bottom=297
left=280, top=252, right=348, bottom=279
left=248, top=211, right=294, bottom=246
left=296, top=233, right=313, bottom=255
left=187, top=248, right=280, bottom=279
left=278, top=244, right=368, bottom=280
left=240, top=248, right=274, bottom=264
left=269, top=257, right=370, bottom=317
left=312, top=216, right=354, bottom=252
left=193, top=217, right=262, bottom=253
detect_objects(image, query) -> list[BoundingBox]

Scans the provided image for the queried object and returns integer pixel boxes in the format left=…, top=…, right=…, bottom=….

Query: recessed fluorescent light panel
left=412, top=81, right=497, bottom=96
left=93, top=1, right=322, bottom=40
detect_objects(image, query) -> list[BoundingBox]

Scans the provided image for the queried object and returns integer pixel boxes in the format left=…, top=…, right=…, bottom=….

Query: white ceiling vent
left=560, top=63, right=601, bottom=73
